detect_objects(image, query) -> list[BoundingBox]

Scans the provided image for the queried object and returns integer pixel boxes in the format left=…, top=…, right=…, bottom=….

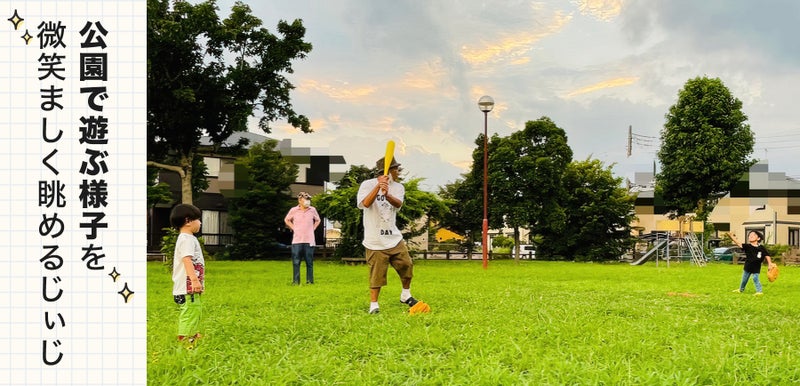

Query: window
left=789, top=228, right=799, bottom=248
left=201, top=210, right=219, bottom=245
left=201, top=210, right=232, bottom=246
left=204, top=156, right=220, bottom=178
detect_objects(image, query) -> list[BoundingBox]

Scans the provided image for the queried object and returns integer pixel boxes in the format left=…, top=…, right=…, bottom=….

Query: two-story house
left=147, top=131, right=347, bottom=253
left=631, top=160, right=800, bottom=248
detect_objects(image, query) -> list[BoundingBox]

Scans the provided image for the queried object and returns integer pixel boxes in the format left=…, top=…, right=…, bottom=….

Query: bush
left=766, top=244, right=792, bottom=264
left=492, top=235, right=514, bottom=249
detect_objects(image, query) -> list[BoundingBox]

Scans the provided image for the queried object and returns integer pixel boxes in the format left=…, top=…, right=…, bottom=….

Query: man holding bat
left=357, top=150, right=429, bottom=314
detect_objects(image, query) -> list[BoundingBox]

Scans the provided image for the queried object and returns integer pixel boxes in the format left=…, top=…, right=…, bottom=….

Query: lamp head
left=478, top=95, right=494, bottom=113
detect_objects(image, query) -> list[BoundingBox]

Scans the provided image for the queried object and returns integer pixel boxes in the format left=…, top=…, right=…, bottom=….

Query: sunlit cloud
left=393, top=130, right=475, bottom=171
left=297, top=79, right=376, bottom=100
left=574, top=0, right=623, bottom=21
left=565, top=76, right=639, bottom=98
left=403, top=76, right=438, bottom=90
left=308, top=118, right=328, bottom=132
left=510, top=57, right=531, bottom=65
left=375, top=116, right=398, bottom=132
left=399, top=60, right=459, bottom=99
left=460, top=11, right=572, bottom=66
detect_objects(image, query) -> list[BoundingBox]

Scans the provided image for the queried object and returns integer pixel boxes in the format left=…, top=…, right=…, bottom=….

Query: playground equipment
left=630, top=220, right=707, bottom=266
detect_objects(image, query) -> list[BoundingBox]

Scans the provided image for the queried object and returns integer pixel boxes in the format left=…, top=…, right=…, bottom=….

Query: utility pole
left=627, top=125, right=632, bottom=157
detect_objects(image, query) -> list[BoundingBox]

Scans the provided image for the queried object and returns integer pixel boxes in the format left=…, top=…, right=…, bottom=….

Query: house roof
left=199, top=131, right=270, bottom=147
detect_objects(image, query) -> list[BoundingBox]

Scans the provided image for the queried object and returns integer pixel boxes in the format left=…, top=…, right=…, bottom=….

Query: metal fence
left=410, top=250, right=536, bottom=260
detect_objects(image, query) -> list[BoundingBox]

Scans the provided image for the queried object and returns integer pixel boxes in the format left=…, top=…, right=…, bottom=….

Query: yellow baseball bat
left=383, top=140, right=395, bottom=175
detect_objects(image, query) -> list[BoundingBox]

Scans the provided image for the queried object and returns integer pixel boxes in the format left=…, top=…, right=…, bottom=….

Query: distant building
left=147, top=132, right=347, bottom=252
left=631, top=160, right=800, bottom=247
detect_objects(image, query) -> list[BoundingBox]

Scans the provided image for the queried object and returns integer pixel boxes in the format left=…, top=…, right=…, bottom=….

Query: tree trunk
left=146, top=152, right=193, bottom=205
left=180, top=169, right=193, bottom=204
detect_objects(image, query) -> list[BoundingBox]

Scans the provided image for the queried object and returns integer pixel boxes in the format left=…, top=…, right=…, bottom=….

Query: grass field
left=147, top=260, right=800, bottom=385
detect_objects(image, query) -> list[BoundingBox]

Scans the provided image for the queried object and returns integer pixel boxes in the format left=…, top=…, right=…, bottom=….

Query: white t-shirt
left=357, top=177, right=405, bottom=250
left=172, top=232, right=206, bottom=295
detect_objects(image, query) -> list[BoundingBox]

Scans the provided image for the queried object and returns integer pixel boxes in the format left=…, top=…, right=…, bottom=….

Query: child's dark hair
left=750, top=230, right=764, bottom=243
left=170, top=204, right=202, bottom=229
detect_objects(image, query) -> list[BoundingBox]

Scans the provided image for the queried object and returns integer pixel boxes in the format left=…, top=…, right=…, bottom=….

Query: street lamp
left=478, top=95, right=494, bottom=269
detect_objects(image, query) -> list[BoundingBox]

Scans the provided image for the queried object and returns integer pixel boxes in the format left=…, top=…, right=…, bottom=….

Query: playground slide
left=630, top=239, right=668, bottom=265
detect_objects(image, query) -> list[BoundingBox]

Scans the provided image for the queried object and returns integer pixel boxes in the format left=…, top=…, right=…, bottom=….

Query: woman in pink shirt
left=284, top=192, right=321, bottom=284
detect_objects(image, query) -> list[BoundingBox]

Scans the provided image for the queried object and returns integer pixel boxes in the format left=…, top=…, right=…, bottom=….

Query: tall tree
left=657, top=76, right=755, bottom=219
left=485, top=133, right=527, bottom=259
left=397, top=178, right=448, bottom=249
left=314, top=177, right=363, bottom=258
left=499, top=117, right=573, bottom=260
left=553, top=159, right=636, bottom=261
left=465, top=133, right=507, bottom=254
left=336, top=165, right=374, bottom=190
left=147, top=0, right=312, bottom=204
left=225, top=140, right=298, bottom=260
left=437, top=176, right=482, bottom=252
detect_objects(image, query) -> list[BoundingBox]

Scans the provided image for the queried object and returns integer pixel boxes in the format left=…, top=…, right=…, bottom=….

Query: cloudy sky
left=219, top=0, right=799, bottom=191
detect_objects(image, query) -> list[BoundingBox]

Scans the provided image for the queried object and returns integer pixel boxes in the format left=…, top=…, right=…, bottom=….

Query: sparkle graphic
left=108, top=267, right=121, bottom=282
left=21, top=30, right=32, bottom=45
left=118, top=283, right=134, bottom=303
left=7, top=10, right=23, bottom=30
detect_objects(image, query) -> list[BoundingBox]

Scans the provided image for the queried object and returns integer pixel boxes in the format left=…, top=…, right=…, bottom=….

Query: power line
left=758, top=130, right=799, bottom=139
left=755, top=144, right=800, bottom=150
left=626, top=126, right=800, bottom=157
left=627, top=125, right=660, bottom=157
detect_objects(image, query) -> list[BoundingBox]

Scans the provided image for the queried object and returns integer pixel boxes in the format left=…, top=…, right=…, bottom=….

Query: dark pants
left=292, top=243, right=314, bottom=284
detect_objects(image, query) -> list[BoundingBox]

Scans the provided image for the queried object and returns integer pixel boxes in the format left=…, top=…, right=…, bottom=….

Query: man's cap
left=375, top=157, right=401, bottom=171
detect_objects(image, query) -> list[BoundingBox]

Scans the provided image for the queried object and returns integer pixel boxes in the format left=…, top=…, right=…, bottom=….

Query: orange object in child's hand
left=768, top=266, right=780, bottom=282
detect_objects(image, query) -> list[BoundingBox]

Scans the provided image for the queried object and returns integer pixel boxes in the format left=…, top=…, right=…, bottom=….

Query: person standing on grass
left=357, top=157, right=421, bottom=314
left=284, top=191, right=321, bottom=285
left=170, top=204, right=206, bottom=348
left=727, top=230, right=776, bottom=296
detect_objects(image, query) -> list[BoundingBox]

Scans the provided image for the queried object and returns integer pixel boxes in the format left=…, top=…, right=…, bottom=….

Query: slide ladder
left=684, top=232, right=706, bottom=266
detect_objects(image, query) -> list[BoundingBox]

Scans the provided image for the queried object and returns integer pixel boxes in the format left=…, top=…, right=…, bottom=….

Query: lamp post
left=478, top=95, right=494, bottom=269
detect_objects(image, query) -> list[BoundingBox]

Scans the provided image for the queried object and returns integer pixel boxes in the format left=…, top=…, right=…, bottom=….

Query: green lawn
left=148, top=260, right=800, bottom=385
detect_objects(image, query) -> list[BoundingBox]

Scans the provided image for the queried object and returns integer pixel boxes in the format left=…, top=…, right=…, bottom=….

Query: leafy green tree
left=552, top=159, right=636, bottom=262
left=497, top=117, right=573, bottom=260
left=656, top=76, right=755, bottom=219
left=483, top=133, right=528, bottom=258
left=463, top=133, right=507, bottom=255
left=314, top=174, right=363, bottom=258
left=147, top=166, right=173, bottom=208
left=492, top=234, right=514, bottom=249
left=397, top=178, right=448, bottom=249
left=147, top=0, right=312, bottom=204
left=336, top=165, right=374, bottom=189
left=437, top=175, right=482, bottom=253
left=225, top=140, right=298, bottom=260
